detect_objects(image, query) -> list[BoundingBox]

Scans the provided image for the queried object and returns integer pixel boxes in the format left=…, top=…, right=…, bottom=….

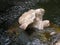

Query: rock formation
left=18, top=8, right=50, bottom=30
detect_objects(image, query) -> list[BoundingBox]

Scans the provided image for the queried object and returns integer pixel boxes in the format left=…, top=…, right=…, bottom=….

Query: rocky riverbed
left=0, top=0, right=60, bottom=45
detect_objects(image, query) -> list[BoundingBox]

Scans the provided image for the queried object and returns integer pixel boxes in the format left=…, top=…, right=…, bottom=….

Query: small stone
left=50, top=32, right=56, bottom=35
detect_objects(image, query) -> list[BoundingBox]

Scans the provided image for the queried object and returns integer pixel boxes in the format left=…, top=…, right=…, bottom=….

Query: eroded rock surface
left=18, top=8, right=46, bottom=30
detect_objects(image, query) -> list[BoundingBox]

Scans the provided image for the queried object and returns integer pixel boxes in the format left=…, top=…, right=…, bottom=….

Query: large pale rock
left=18, top=8, right=45, bottom=30
left=18, top=8, right=50, bottom=30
